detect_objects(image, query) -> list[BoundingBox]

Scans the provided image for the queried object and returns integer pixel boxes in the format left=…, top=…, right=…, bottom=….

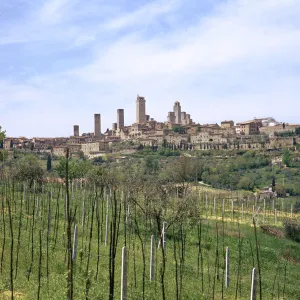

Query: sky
left=1, top=0, right=300, bottom=138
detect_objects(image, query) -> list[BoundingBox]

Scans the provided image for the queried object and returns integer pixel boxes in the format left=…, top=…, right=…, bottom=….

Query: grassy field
left=0, top=181, right=299, bottom=299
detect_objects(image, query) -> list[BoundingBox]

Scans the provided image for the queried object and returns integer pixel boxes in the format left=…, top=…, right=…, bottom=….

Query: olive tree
left=13, top=155, right=44, bottom=188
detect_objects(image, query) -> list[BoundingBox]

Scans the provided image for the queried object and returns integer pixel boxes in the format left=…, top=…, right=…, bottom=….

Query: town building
left=236, top=120, right=263, bottom=135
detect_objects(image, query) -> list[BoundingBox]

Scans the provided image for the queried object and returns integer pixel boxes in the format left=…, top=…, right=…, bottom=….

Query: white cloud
left=72, top=0, right=300, bottom=83
left=1, top=0, right=300, bottom=137
left=104, top=0, right=181, bottom=30
left=37, top=0, right=73, bottom=25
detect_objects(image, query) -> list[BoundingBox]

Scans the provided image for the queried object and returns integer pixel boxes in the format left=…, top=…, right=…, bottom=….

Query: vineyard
left=0, top=172, right=299, bottom=300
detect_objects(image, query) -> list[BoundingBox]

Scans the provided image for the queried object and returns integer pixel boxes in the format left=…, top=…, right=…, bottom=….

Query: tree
left=0, top=126, right=6, bottom=164
left=272, top=176, right=276, bottom=192
left=55, top=157, right=91, bottom=180
left=0, top=150, right=8, bottom=162
left=162, top=139, right=168, bottom=148
left=144, top=156, right=160, bottom=175
left=47, top=154, right=52, bottom=171
left=282, top=148, right=292, bottom=167
left=13, top=155, right=44, bottom=188
left=275, top=184, right=286, bottom=197
left=78, top=150, right=85, bottom=160
left=237, top=176, right=254, bottom=191
left=162, top=157, right=199, bottom=195
left=294, top=201, right=300, bottom=213
left=0, top=126, right=5, bottom=143
left=173, top=126, right=186, bottom=134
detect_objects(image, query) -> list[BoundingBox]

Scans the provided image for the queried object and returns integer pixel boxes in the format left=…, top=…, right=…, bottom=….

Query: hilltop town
left=3, top=95, right=300, bottom=159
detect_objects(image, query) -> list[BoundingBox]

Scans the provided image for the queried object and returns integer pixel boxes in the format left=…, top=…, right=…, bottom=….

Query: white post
left=162, top=222, right=167, bottom=250
left=126, top=204, right=130, bottom=225
left=36, top=197, right=40, bottom=220
left=65, top=194, right=68, bottom=220
left=274, top=209, right=277, bottom=225
left=250, top=268, right=256, bottom=300
left=242, top=203, right=244, bottom=220
left=72, top=225, right=78, bottom=261
left=213, top=197, right=216, bottom=216
left=105, top=198, right=109, bottom=246
left=222, top=199, right=225, bottom=216
left=48, top=201, right=52, bottom=235
left=121, top=247, right=128, bottom=300
left=225, top=247, right=230, bottom=288
left=263, top=199, right=266, bottom=224
left=82, top=200, right=85, bottom=227
left=150, top=235, right=155, bottom=281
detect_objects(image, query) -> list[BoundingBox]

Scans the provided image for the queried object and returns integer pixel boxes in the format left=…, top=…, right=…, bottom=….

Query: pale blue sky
left=1, top=0, right=300, bottom=137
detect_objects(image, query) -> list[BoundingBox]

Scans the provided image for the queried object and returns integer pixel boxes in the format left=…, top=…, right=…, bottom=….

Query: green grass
left=0, top=183, right=299, bottom=299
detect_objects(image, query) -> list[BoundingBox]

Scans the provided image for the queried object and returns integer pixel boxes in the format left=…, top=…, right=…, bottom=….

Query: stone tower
left=181, top=112, right=186, bottom=124
left=73, top=125, right=79, bottom=137
left=136, top=95, right=146, bottom=124
left=117, top=109, right=124, bottom=130
left=174, top=101, right=181, bottom=124
left=94, top=114, right=101, bottom=137
left=168, top=112, right=176, bottom=123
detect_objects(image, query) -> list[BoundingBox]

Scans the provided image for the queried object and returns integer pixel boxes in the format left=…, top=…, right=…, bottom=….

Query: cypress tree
left=272, top=176, right=276, bottom=192
left=47, top=155, right=52, bottom=172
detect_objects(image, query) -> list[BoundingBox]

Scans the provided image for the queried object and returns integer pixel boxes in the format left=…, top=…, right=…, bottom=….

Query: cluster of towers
left=167, top=101, right=192, bottom=125
left=72, top=95, right=148, bottom=137
left=112, top=95, right=149, bottom=130
left=72, top=96, right=192, bottom=137
left=112, top=109, right=125, bottom=131
left=73, top=113, right=101, bottom=137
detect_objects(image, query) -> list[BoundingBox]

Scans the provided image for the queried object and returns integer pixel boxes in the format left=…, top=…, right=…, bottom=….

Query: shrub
left=284, top=220, right=300, bottom=243
left=294, top=201, right=300, bottom=213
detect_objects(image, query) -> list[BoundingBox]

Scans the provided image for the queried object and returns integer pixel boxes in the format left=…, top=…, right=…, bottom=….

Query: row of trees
left=3, top=139, right=300, bottom=195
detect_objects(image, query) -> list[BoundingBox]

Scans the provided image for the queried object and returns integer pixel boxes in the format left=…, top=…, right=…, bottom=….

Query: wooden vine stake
left=72, top=225, right=78, bottom=261
left=150, top=235, right=155, bottom=281
left=225, top=247, right=230, bottom=288
left=250, top=268, right=257, bottom=300
left=121, top=247, right=128, bottom=300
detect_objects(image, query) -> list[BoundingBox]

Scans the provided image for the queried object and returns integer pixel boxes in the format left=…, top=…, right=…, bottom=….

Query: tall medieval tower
left=94, top=114, right=101, bottom=137
left=174, top=101, right=181, bottom=124
left=73, top=125, right=79, bottom=136
left=136, top=95, right=146, bottom=124
left=117, top=109, right=124, bottom=129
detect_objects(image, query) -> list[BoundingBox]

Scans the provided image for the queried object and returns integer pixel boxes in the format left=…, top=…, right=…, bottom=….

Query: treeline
left=274, top=127, right=300, bottom=137
left=3, top=148, right=300, bottom=195
left=136, top=145, right=181, bottom=157
left=195, top=151, right=271, bottom=191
